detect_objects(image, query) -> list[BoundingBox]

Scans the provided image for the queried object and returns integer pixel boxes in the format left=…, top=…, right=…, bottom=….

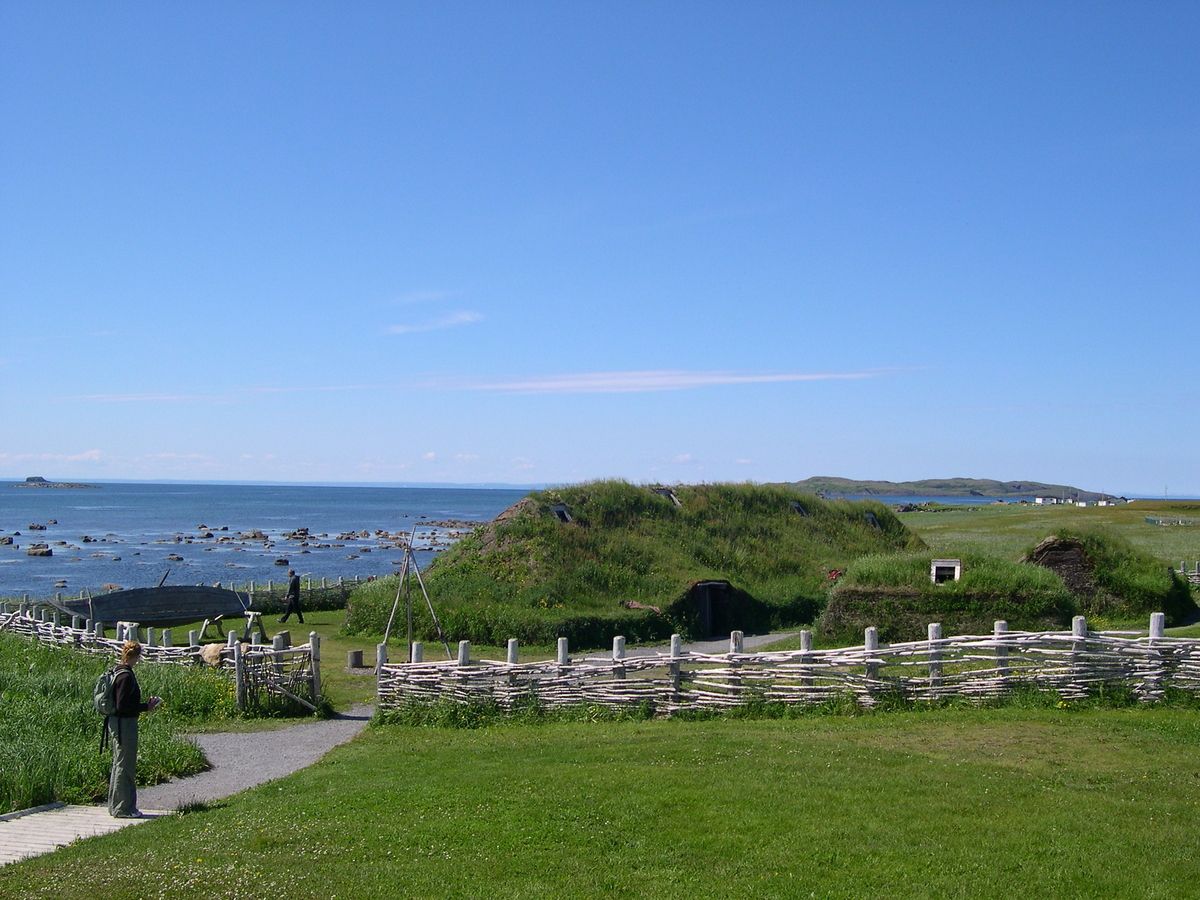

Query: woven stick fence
left=377, top=613, right=1199, bottom=714
left=0, top=600, right=320, bottom=712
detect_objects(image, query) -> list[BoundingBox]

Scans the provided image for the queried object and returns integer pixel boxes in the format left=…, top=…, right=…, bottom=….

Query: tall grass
left=0, top=634, right=239, bottom=812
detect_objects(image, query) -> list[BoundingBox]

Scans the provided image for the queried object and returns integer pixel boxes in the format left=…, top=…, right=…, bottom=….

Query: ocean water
left=0, top=482, right=527, bottom=599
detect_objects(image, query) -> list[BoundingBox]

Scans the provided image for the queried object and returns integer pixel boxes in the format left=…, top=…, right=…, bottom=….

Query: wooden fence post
left=411, top=642, right=424, bottom=663
left=556, top=637, right=569, bottom=667
left=1147, top=611, right=1167, bottom=698
left=310, top=632, right=321, bottom=702
left=994, top=621, right=1009, bottom=693
left=799, top=630, right=813, bottom=692
left=271, top=633, right=286, bottom=678
left=188, top=629, right=199, bottom=648
left=162, top=628, right=173, bottom=648
left=233, top=639, right=245, bottom=710
left=1071, top=616, right=1088, bottom=694
left=728, top=630, right=745, bottom=699
left=507, top=638, right=520, bottom=665
left=669, top=634, right=683, bottom=701
left=458, top=640, right=471, bottom=667
left=376, top=642, right=387, bottom=697
left=612, top=635, right=626, bottom=681
left=927, top=622, right=943, bottom=694
left=864, top=627, right=880, bottom=698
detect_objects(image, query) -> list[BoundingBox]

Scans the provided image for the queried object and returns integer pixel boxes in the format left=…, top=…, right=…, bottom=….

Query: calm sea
left=0, top=482, right=527, bottom=599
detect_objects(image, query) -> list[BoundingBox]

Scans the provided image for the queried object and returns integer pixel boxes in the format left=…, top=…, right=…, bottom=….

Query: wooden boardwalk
left=0, top=803, right=166, bottom=867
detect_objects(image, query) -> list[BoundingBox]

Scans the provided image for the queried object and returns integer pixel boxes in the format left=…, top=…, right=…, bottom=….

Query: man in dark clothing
left=281, top=568, right=304, bottom=624
left=109, top=641, right=161, bottom=818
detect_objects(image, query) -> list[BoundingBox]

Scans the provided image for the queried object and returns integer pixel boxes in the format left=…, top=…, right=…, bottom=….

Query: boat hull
left=49, top=585, right=250, bottom=628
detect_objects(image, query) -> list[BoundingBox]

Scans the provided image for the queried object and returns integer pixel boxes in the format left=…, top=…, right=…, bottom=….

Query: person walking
left=281, top=568, right=304, bottom=624
left=108, top=640, right=161, bottom=818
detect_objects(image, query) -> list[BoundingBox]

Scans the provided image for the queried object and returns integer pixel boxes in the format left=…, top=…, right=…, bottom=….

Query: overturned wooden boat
left=50, top=585, right=251, bottom=628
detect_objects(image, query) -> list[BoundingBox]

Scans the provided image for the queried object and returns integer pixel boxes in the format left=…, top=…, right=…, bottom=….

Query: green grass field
left=900, top=499, right=1200, bottom=565
left=2, top=706, right=1199, bottom=897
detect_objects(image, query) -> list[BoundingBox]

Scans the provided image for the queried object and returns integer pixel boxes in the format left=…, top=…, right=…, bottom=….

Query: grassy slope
left=3, top=708, right=1200, bottom=897
left=346, top=481, right=923, bottom=645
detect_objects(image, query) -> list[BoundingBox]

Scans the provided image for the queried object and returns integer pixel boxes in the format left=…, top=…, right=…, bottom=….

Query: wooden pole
left=376, top=642, right=387, bottom=698
left=799, top=629, right=813, bottom=691
left=994, top=620, right=1009, bottom=692
left=928, top=622, right=943, bottom=693
left=865, top=627, right=880, bottom=697
left=233, top=639, right=245, bottom=710
left=310, top=632, right=321, bottom=703
left=612, top=635, right=626, bottom=681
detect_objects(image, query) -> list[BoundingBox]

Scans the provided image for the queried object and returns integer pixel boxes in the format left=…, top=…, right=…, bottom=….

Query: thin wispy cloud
left=388, top=311, right=483, bottom=335
left=451, top=369, right=886, bottom=395
left=59, top=368, right=896, bottom=406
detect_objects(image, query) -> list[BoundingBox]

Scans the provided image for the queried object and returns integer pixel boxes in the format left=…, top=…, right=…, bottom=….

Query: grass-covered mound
left=1025, top=529, right=1195, bottom=624
left=345, top=480, right=925, bottom=645
left=0, top=633, right=239, bottom=812
left=818, top=553, right=1075, bottom=643
left=817, top=529, right=1197, bottom=644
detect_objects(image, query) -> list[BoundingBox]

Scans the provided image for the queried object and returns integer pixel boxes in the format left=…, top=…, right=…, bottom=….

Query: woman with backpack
left=107, top=640, right=162, bottom=818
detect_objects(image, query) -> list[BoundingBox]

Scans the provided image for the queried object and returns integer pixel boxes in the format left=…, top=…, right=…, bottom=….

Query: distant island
left=12, top=475, right=99, bottom=489
left=787, top=476, right=1114, bottom=502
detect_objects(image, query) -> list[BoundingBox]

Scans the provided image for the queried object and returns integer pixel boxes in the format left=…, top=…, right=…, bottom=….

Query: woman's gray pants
left=107, top=716, right=139, bottom=817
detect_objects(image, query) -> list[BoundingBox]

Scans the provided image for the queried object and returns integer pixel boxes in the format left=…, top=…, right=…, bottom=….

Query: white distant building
left=1075, top=500, right=1090, bottom=508
left=1034, top=497, right=1058, bottom=505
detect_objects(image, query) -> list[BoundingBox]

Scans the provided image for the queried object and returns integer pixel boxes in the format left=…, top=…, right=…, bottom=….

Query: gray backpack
left=94, top=665, right=130, bottom=751
left=93, top=665, right=130, bottom=716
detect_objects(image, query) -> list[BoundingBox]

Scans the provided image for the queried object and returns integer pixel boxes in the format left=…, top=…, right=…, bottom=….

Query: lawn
left=900, top=499, right=1200, bottom=565
left=3, top=706, right=1199, bottom=897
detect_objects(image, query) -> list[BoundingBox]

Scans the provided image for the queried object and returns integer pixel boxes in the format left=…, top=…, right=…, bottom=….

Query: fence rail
left=377, top=613, right=1199, bottom=714
left=0, top=600, right=320, bottom=712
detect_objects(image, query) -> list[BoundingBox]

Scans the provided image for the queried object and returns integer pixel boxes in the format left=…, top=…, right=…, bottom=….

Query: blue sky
left=2, top=3, right=1197, bottom=494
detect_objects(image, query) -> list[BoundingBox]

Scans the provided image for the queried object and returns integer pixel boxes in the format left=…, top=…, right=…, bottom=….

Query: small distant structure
left=651, top=487, right=682, bottom=508
left=1075, top=500, right=1090, bottom=508
left=551, top=503, right=573, bottom=524
left=791, top=500, right=809, bottom=518
left=1034, top=497, right=1059, bottom=505
left=930, top=558, right=962, bottom=584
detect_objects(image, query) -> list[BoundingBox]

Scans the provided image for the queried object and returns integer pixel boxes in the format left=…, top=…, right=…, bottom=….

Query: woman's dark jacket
left=112, top=667, right=149, bottom=718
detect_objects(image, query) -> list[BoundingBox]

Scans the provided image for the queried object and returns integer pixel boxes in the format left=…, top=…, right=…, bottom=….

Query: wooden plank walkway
left=0, top=803, right=167, bottom=867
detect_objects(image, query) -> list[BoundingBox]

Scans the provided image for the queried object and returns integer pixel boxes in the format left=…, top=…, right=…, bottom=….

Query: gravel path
left=138, top=704, right=373, bottom=810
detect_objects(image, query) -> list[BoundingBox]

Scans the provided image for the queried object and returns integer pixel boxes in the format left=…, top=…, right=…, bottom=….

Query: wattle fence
left=376, top=613, right=1199, bottom=714
left=0, top=600, right=321, bottom=712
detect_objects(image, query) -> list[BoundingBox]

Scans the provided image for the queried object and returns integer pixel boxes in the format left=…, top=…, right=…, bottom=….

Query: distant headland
left=11, top=475, right=99, bottom=489
left=787, top=476, right=1114, bottom=502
